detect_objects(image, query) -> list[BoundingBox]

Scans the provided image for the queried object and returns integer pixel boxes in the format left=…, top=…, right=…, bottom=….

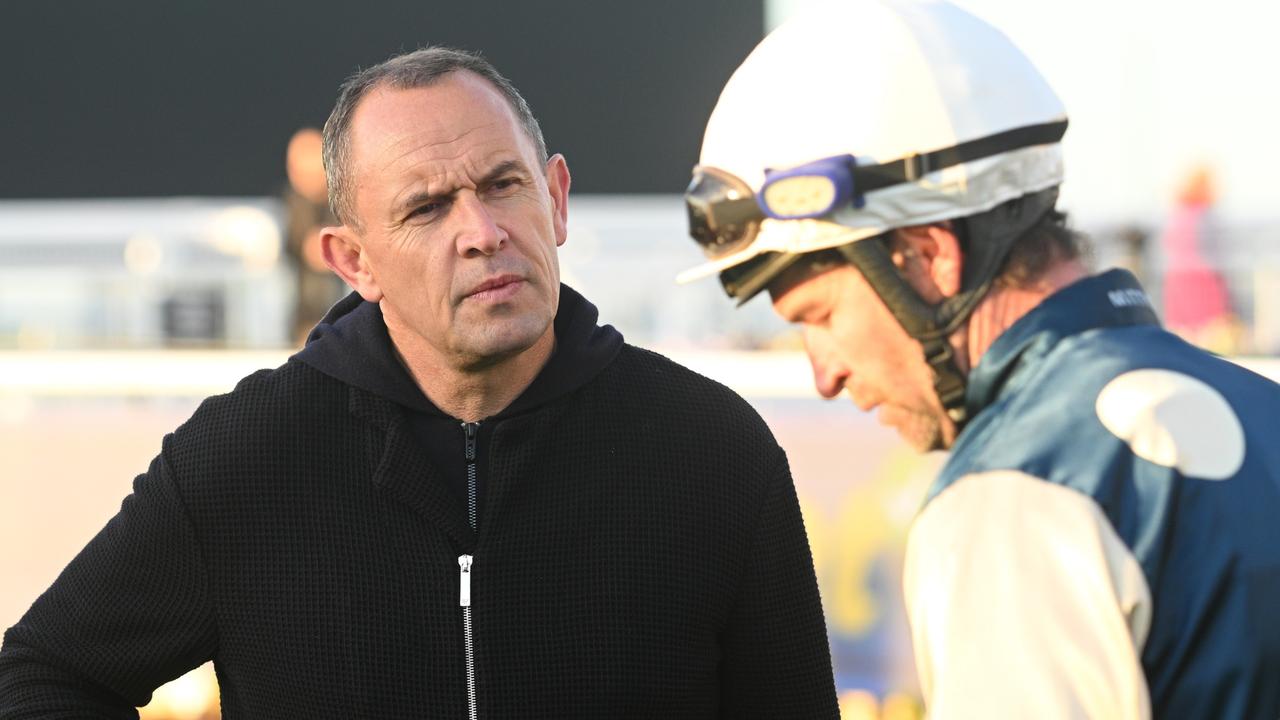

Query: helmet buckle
left=904, top=152, right=933, bottom=182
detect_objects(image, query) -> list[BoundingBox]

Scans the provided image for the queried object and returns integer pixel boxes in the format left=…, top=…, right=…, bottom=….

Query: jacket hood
left=291, top=284, right=624, bottom=419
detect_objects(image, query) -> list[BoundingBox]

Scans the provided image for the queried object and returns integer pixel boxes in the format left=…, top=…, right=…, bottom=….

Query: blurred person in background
left=680, top=1, right=1280, bottom=717
left=1158, top=166, right=1245, bottom=354
left=283, top=127, right=347, bottom=345
left=0, top=47, right=838, bottom=718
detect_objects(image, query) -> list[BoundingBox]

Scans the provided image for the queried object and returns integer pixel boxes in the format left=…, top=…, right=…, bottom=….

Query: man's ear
left=320, top=225, right=383, bottom=302
left=891, top=223, right=963, bottom=301
left=544, top=153, right=571, bottom=247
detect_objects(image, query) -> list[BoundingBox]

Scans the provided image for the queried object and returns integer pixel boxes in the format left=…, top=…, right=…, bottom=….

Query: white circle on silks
left=1095, top=368, right=1246, bottom=481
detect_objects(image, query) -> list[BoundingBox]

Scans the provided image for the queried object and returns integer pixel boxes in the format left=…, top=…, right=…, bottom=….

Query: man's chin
left=898, top=429, right=943, bottom=453
left=454, top=316, right=554, bottom=370
left=882, top=406, right=947, bottom=453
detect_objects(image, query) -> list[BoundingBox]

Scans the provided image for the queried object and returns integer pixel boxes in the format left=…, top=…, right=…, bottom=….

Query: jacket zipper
left=464, top=422, right=478, bottom=530
left=460, top=421, right=480, bottom=720
left=459, top=553, right=476, bottom=720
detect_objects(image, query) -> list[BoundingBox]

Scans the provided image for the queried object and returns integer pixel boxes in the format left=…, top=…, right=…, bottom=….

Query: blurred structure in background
left=0, top=200, right=290, bottom=350
left=560, top=198, right=785, bottom=349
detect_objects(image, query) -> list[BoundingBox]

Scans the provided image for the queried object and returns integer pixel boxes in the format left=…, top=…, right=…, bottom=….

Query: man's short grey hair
left=321, top=46, right=549, bottom=228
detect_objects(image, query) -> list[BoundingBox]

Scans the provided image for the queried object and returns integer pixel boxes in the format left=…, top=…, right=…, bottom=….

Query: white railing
left=0, top=350, right=1275, bottom=399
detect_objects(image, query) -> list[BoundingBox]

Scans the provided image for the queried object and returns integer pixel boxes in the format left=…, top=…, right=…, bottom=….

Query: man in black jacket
left=0, top=48, right=838, bottom=718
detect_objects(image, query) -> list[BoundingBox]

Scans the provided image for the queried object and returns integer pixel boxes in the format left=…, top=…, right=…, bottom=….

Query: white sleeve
left=903, top=470, right=1153, bottom=720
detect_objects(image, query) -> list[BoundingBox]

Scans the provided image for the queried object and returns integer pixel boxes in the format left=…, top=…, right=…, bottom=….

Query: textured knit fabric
left=910, top=270, right=1280, bottom=718
left=0, top=287, right=839, bottom=719
left=294, top=285, right=627, bottom=529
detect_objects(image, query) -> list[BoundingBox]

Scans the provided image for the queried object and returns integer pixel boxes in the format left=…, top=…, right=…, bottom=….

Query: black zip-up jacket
left=0, top=285, right=838, bottom=718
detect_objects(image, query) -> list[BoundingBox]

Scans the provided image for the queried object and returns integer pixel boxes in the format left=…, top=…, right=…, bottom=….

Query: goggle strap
left=855, top=119, right=1069, bottom=194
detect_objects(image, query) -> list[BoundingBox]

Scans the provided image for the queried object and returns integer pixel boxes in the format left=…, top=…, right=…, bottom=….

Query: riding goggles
left=685, top=155, right=861, bottom=260
left=684, top=119, right=1070, bottom=261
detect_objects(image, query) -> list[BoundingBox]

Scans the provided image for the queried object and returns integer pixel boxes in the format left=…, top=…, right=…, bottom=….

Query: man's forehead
left=768, top=251, right=847, bottom=309
left=347, top=73, right=539, bottom=208
left=349, top=73, right=527, bottom=166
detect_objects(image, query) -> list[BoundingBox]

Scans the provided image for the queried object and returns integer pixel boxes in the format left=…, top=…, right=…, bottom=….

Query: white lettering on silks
left=1108, top=289, right=1151, bottom=309
left=1095, top=369, right=1245, bottom=480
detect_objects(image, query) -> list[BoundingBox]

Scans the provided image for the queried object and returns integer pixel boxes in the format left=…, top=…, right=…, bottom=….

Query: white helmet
left=681, top=0, right=1068, bottom=423
left=680, top=0, right=1066, bottom=296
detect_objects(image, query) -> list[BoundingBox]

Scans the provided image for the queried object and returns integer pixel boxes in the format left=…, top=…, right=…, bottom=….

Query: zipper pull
left=458, top=554, right=473, bottom=607
left=462, top=422, right=478, bottom=461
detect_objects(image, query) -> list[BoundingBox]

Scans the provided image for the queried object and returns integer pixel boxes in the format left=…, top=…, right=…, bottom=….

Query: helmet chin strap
left=835, top=188, right=1060, bottom=428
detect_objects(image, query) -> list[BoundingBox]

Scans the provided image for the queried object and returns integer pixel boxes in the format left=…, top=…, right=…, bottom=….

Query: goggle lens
left=684, top=166, right=765, bottom=258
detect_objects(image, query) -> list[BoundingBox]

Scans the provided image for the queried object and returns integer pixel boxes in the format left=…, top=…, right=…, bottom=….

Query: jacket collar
left=301, top=284, right=624, bottom=547
left=964, top=269, right=1160, bottom=419
left=293, top=283, right=624, bottom=421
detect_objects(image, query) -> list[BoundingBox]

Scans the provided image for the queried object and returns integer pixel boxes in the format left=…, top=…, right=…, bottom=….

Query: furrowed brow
left=394, top=189, right=442, bottom=216
left=393, top=160, right=533, bottom=216
left=478, top=159, right=532, bottom=185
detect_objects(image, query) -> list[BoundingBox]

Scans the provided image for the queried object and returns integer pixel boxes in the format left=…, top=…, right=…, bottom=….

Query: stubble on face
left=878, top=402, right=946, bottom=452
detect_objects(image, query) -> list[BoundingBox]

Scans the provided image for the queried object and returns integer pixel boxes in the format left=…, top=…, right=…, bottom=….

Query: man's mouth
left=465, top=274, right=524, bottom=302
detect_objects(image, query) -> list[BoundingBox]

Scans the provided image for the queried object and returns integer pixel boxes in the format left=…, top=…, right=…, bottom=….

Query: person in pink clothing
left=1159, top=167, right=1242, bottom=353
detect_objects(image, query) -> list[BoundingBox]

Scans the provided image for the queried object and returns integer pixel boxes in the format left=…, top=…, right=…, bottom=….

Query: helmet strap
left=834, top=188, right=1059, bottom=428
left=835, top=240, right=973, bottom=424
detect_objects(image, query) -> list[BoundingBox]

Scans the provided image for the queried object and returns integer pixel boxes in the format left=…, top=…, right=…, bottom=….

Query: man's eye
left=409, top=202, right=443, bottom=218
left=489, top=177, right=520, bottom=192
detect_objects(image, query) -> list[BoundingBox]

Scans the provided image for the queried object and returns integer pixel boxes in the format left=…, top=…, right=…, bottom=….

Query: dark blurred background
left=0, top=0, right=761, bottom=197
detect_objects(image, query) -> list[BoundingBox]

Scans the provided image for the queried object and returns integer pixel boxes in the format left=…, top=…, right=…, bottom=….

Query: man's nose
left=454, top=194, right=508, bottom=257
left=804, top=331, right=849, bottom=399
